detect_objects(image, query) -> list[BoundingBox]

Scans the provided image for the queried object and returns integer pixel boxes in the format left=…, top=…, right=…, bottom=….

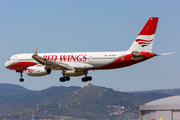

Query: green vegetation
left=127, top=87, right=180, bottom=99
left=0, top=83, right=149, bottom=120
left=2, top=83, right=180, bottom=119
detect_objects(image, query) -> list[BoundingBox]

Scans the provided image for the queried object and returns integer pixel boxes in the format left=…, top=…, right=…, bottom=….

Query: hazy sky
left=1, top=1, right=180, bottom=91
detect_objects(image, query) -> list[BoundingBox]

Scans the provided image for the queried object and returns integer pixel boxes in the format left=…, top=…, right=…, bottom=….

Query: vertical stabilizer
left=128, top=17, right=159, bottom=52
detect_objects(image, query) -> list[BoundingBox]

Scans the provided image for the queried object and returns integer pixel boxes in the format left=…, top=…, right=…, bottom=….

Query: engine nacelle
left=64, top=70, right=85, bottom=76
left=26, top=65, right=51, bottom=76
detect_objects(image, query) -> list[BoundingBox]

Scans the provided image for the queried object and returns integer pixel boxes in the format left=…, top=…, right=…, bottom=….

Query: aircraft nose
left=4, top=61, right=10, bottom=69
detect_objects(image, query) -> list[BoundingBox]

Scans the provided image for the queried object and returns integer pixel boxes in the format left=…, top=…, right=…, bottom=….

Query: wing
left=32, top=48, right=94, bottom=70
left=32, top=48, right=75, bottom=70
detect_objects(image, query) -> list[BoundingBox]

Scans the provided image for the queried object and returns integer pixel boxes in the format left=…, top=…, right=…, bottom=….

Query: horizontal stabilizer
left=156, top=52, right=175, bottom=56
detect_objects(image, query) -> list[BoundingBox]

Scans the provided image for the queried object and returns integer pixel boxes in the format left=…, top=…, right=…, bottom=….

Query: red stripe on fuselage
left=94, top=52, right=155, bottom=70
left=9, top=62, right=37, bottom=71
left=8, top=52, right=155, bottom=71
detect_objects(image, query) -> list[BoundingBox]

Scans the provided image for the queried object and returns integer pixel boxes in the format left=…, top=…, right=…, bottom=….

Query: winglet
left=35, top=48, right=38, bottom=54
left=32, top=48, right=38, bottom=58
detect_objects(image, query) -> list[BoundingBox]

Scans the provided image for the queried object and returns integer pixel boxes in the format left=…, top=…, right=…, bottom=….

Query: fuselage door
left=88, top=56, right=92, bottom=63
left=13, top=56, right=18, bottom=63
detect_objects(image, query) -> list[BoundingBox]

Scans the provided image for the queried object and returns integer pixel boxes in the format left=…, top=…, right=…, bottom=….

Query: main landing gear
left=82, top=76, right=92, bottom=82
left=81, top=70, right=92, bottom=82
left=19, top=71, right=24, bottom=82
left=59, top=70, right=92, bottom=82
left=59, top=76, right=70, bottom=82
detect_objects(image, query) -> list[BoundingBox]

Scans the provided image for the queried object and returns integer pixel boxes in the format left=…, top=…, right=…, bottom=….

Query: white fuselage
left=5, top=51, right=133, bottom=71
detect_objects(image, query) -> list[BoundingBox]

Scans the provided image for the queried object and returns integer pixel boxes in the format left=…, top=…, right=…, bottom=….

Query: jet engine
left=64, top=70, right=85, bottom=76
left=26, top=65, right=51, bottom=76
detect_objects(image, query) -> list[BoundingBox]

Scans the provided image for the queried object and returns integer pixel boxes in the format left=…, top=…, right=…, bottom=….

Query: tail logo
left=135, top=34, right=154, bottom=47
left=135, top=39, right=153, bottom=47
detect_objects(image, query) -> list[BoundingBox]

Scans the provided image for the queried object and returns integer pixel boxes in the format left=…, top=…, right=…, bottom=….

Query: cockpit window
left=8, top=59, right=10, bottom=61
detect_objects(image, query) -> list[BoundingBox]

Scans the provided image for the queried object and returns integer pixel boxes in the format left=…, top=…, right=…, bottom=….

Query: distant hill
left=0, top=83, right=149, bottom=120
left=150, top=88, right=180, bottom=95
left=0, top=83, right=31, bottom=95
left=36, top=83, right=149, bottom=118
left=1, top=83, right=180, bottom=119
left=0, top=85, right=81, bottom=108
left=127, top=88, right=180, bottom=100
left=128, top=92, right=172, bottom=100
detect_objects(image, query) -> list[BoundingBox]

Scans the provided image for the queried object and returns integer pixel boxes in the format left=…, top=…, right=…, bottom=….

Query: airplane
left=4, top=17, right=174, bottom=82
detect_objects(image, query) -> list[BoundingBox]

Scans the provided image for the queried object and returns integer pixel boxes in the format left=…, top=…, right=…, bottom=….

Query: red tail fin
left=139, top=17, right=159, bottom=36
left=128, top=17, right=159, bottom=52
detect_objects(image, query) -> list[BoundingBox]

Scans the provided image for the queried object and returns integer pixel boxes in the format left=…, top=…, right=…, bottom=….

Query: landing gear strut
left=82, top=70, right=92, bottom=82
left=19, top=71, right=24, bottom=82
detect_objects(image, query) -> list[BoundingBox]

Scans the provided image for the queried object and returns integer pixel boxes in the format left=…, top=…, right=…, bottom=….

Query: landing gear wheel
left=60, top=77, right=65, bottom=82
left=81, top=76, right=92, bottom=82
left=87, top=76, right=92, bottom=81
left=59, top=76, right=70, bottom=82
left=66, top=76, right=70, bottom=81
left=82, top=77, right=86, bottom=82
left=19, top=78, right=24, bottom=82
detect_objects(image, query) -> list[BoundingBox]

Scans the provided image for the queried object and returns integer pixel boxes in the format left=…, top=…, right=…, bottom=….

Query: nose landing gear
left=19, top=71, right=24, bottom=82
